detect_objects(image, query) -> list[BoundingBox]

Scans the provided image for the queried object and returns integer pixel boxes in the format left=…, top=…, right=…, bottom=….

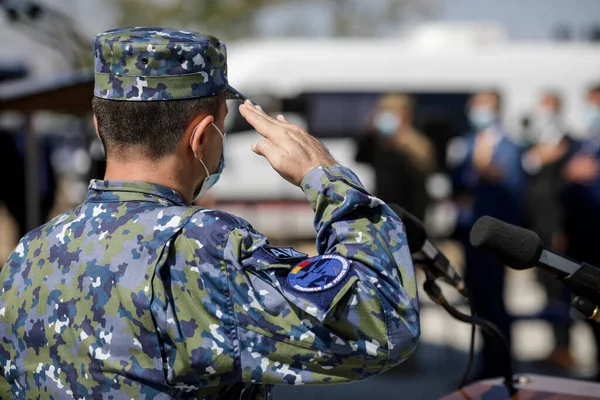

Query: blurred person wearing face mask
left=561, top=84, right=600, bottom=381
left=522, top=92, right=577, bottom=370
left=355, top=94, right=436, bottom=220
left=447, top=90, right=526, bottom=380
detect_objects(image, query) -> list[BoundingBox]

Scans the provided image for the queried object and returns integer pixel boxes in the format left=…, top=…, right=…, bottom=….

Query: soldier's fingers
left=239, top=104, right=281, bottom=139
left=281, top=126, right=306, bottom=145
left=274, top=115, right=305, bottom=140
left=240, top=101, right=289, bottom=130
left=243, top=101, right=286, bottom=126
left=241, top=107, right=305, bottom=152
left=252, top=138, right=286, bottom=161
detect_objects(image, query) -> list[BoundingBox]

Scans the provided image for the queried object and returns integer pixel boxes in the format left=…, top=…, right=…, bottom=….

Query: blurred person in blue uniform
left=447, top=90, right=526, bottom=379
left=522, top=92, right=577, bottom=370
left=561, top=84, right=600, bottom=381
left=355, top=94, right=436, bottom=220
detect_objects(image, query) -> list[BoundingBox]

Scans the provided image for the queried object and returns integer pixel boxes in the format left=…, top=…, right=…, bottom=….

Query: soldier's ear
left=188, top=114, right=215, bottom=160
left=93, top=115, right=99, bottom=136
left=92, top=115, right=104, bottom=145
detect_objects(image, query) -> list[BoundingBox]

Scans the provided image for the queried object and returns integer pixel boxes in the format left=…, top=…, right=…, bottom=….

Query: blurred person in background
left=355, top=94, right=436, bottom=220
left=521, top=91, right=577, bottom=370
left=561, top=84, right=600, bottom=381
left=447, top=90, right=526, bottom=380
left=0, top=124, right=57, bottom=240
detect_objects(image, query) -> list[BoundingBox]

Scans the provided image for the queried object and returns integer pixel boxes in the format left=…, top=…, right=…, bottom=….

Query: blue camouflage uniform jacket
left=0, top=165, right=420, bottom=399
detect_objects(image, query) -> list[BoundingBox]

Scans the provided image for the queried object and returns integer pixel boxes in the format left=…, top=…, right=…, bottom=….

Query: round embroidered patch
left=287, top=254, right=350, bottom=293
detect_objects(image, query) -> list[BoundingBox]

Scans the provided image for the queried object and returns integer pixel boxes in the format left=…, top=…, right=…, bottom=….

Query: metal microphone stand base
left=421, top=276, right=518, bottom=396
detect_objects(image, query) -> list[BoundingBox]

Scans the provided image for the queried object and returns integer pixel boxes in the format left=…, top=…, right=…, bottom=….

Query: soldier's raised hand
left=239, top=100, right=338, bottom=186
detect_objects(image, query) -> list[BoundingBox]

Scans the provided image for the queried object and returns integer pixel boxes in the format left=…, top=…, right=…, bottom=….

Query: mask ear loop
left=190, top=125, right=211, bottom=177
left=211, top=122, right=226, bottom=139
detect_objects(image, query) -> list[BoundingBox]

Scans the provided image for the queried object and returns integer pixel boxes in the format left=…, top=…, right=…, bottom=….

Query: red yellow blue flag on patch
left=288, top=254, right=350, bottom=293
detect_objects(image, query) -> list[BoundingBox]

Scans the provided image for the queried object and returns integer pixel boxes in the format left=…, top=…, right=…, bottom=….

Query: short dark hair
left=542, top=89, right=562, bottom=111
left=92, top=93, right=224, bottom=159
left=485, top=90, right=502, bottom=110
left=470, top=90, right=503, bottom=113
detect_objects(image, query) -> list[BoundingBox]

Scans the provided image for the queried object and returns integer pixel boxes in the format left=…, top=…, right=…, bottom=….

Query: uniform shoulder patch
left=288, top=254, right=351, bottom=293
left=261, top=245, right=307, bottom=260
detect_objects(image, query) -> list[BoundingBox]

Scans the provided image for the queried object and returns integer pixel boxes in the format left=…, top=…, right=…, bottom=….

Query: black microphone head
left=470, top=216, right=543, bottom=270
left=387, top=204, right=426, bottom=254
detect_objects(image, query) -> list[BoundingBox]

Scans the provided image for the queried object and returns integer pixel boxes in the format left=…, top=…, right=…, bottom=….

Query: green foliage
left=109, top=0, right=283, bottom=40
left=108, top=0, right=438, bottom=39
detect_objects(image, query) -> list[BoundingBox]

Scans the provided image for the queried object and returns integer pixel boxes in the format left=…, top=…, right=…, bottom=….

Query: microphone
left=470, top=216, right=600, bottom=305
left=469, top=216, right=579, bottom=275
left=389, top=204, right=468, bottom=298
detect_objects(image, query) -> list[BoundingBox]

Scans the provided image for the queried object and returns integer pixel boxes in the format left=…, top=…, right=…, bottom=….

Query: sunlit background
left=2, top=1, right=600, bottom=398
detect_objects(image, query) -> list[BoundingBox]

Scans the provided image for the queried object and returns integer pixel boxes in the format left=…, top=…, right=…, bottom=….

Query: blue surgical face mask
left=468, top=106, right=497, bottom=132
left=192, top=122, right=226, bottom=203
left=585, top=104, right=600, bottom=132
left=374, top=111, right=401, bottom=136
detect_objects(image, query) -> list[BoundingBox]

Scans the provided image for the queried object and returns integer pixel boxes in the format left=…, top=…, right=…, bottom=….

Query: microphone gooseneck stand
left=572, top=296, right=600, bottom=323
left=418, top=267, right=518, bottom=396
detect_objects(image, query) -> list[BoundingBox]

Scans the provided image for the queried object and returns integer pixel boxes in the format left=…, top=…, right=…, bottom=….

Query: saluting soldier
left=0, top=27, right=420, bottom=399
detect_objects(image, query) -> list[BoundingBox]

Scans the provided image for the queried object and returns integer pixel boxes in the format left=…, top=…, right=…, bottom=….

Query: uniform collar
left=85, top=180, right=187, bottom=206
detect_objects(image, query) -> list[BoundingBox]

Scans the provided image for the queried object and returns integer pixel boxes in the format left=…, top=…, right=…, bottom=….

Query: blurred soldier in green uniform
left=0, top=27, right=419, bottom=399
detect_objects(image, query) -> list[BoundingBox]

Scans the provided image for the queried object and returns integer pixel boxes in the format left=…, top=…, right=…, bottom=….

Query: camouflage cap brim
left=226, top=86, right=249, bottom=102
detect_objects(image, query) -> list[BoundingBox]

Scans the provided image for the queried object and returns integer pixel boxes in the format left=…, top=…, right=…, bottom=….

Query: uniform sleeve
left=223, top=165, right=420, bottom=385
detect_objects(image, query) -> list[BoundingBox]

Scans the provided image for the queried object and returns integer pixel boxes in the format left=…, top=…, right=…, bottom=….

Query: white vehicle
left=211, top=24, right=600, bottom=238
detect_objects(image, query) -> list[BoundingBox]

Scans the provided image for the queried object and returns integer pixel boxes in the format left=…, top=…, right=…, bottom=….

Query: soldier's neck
left=103, top=157, right=194, bottom=204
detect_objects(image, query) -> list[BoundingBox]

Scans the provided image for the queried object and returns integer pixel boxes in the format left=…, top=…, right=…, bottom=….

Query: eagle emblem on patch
left=287, top=254, right=350, bottom=293
left=261, top=245, right=307, bottom=260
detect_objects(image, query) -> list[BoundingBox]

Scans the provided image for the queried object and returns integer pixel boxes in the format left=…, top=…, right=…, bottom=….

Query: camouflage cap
left=93, top=27, right=248, bottom=101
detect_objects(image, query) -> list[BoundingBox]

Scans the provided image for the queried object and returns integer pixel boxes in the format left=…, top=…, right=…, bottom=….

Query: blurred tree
left=109, top=0, right=284, bottom=40
left=331, top=0, right=438, bottom=37
left=109, top=0, right=438, bottom=39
